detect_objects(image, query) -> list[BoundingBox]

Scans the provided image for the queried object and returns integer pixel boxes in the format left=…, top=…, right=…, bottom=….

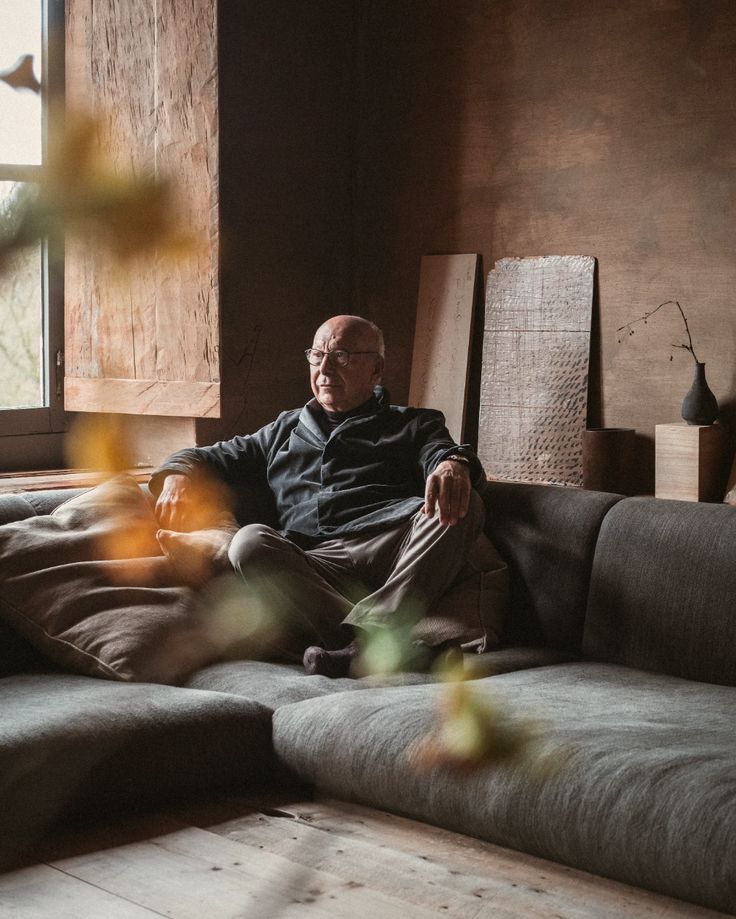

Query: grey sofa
left=1, top=481, right=734, bottom=915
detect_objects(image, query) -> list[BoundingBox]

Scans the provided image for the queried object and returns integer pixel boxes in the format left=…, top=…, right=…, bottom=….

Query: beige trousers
left=227, top=491, right=485, bottom=662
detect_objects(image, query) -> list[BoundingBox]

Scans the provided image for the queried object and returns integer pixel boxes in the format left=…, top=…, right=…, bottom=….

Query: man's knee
left=228, top=523, right=285, bottom=573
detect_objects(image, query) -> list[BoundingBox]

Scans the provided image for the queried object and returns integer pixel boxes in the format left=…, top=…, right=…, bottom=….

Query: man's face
left=309, top=316, right=384, bottom=413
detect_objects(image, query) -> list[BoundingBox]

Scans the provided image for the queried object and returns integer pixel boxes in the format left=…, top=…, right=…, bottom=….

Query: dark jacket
left=150, top=387, right=484, bottom=541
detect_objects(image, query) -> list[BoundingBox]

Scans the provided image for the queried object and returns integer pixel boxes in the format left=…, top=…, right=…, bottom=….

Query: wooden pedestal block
left=655, top=423, right=728, bottom=502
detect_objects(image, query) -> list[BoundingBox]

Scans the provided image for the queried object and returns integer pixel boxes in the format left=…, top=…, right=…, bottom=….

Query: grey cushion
left=483, top=481, right=622, bottom=651
left=0, top=672, right=274, bottom=869
left=273, top=662, right=736, bottom=914
left=0, top=494, right=38, bottom=526
left=185, top=659, right=359, bottom=708
left=583, top=497, right=736, bottom=686
left=463, top=645, right=577, bottom=679
left=185, top=646, right=576, bottom=708
left=0, top=489, right=87, bottom=524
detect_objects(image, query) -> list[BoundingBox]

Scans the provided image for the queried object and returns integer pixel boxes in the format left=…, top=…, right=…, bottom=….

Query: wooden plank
left=192, top=810, right=500, bottom=918
left=477, top=255, right=595, bottom=486
left=64, top=0, right=220, bottom=417
left=64, top=378, right=219, bottom=418
left=0, top=467, right=152, bottom=494
left=182, top=794, right=726, bottom=919
left=47, top=823, right=443, bottom=919
left=15, top=795, right=730, bottom=919
left=409, top=254, right=479, bottom=443
left=0, top=863, right=161, bottom=918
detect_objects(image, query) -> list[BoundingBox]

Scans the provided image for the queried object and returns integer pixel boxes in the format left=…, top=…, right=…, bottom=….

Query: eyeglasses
left=305, top=349, right=378, bottom=367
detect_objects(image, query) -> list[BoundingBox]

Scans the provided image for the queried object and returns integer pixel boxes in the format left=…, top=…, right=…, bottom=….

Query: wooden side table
left=655, top=423, right=729, bottom=502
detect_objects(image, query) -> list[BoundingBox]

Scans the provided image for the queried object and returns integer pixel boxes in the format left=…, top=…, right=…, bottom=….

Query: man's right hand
left=154, top=474, right=195, bottom=531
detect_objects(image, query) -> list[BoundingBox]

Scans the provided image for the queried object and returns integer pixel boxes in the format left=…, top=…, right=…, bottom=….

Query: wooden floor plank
left=188, top=794, right=725, bottom=919
left=47, top=823, right=444, bottom=919
left=6, top=792, right=728, bottom=919
left=0, top=863, right=163, bottom=918
left=292, top=798, right=726, bottom=919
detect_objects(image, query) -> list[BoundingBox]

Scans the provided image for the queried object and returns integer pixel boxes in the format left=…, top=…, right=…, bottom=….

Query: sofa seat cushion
left=463, top=645, right=577, bottom=678
left=0, top=673, right=274, bottom=869
left=185, top=660, right=360, bottom=708
left=186, top=646, right=578, bottom=709
left=273, top=662, right=736, bottom=915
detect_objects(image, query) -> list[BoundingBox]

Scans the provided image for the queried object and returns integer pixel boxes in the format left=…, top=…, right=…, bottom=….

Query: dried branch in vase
left=616, top=300, right=701, bottom=364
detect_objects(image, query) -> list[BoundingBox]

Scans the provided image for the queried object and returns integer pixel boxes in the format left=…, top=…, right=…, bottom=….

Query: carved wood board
left=478, top=256, right=595, bottom=486
left=408, top=254, right=479, bottom=443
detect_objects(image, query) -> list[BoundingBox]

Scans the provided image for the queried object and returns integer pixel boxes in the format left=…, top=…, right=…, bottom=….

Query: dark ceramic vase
left=681, top=362, right=719, bottom=425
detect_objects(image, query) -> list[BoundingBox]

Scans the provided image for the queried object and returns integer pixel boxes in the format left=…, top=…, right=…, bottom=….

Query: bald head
left=312, top=315, right=384, bottom=357
left=309, top=315, right=385, bottom=413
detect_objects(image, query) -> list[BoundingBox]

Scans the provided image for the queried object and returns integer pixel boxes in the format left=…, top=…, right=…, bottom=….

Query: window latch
left=55, top=349, right=65, bottom=397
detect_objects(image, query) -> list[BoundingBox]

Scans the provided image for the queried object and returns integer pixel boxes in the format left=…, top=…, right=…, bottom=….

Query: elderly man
left=151, top=315, right=487, bottom=676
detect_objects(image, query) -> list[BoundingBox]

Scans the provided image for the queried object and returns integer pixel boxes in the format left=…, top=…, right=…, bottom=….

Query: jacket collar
left=298, top=386, right=389, bottom=443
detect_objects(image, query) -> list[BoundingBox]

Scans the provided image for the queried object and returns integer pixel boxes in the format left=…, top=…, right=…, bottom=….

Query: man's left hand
left=422, top=459, right=471, bottom=527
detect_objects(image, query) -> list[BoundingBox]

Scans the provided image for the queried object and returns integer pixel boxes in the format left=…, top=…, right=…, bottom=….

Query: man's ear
left=372, top=354, right=385, bottom=383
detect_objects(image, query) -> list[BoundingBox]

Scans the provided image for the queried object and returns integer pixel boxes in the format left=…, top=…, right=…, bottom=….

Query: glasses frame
left=305, top=349, right=379, bottom=367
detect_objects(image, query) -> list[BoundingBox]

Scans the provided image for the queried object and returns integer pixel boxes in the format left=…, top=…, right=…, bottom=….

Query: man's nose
left=319, top=352, right=338, bottom=370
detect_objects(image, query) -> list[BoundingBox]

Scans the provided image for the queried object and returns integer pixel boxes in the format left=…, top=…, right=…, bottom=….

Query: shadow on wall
left=351, top=0, right=514, bottom=406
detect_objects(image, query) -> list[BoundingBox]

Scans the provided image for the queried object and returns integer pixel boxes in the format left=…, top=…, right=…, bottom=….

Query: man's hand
left=422, top=459, right=472, bottom=527
left=154, top=474, right=196, bottom=531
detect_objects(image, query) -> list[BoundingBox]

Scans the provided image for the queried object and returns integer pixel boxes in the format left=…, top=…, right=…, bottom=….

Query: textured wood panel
left=408, top=254, right=478, bottom=442
left=64, top=0, right=219, bottom=417
left=64, top=378, right=219, bottom=418
left=478, top=256, right=594, bottom=486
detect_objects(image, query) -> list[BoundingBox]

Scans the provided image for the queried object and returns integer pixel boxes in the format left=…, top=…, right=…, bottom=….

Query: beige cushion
left=0, top=476, right=228, bottom=684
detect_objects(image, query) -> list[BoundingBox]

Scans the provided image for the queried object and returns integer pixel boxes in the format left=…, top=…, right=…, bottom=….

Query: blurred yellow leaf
left=0, top=110, right=198, bottom=263
left=66, top=413, right=134, bottom=474
left=411, top=676, right=538, bottom=774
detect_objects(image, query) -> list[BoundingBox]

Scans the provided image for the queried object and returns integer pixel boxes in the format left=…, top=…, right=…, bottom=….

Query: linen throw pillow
left=0, top=476, right=230, bottom=684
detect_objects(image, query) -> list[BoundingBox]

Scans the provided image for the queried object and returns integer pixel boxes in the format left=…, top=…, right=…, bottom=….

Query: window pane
left=0, top=0, right=42, bottom=165
left=0, top=181, right=44, bottom=410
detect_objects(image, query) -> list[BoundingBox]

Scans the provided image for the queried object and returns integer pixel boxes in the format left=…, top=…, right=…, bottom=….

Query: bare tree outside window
left=0, top=0, right=45, bottom=413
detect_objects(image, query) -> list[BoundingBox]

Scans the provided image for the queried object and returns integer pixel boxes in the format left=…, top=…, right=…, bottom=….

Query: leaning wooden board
left=408, top=254, right=479, bottom=444
left=478, top=256, right=595, bottom=486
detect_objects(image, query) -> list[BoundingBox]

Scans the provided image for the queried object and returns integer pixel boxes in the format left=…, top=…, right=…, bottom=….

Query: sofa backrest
left=0, top=488, right=86, bottom=524
left=483, top=481, right=623, bottom=652
left=582, top=496, right=736, bottom=686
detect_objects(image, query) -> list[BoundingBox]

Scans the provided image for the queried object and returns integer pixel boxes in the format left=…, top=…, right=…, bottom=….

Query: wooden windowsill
left=0, top=467, right=154, bottom=495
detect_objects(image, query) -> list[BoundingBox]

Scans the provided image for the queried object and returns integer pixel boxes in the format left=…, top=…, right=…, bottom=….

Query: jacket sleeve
left=413, top=410, right=486, bottom=489
left=148, top=415, right=284, bottom=498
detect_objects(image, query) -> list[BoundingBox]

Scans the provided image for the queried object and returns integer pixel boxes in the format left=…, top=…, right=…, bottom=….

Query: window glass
left=0, top=1, right=42, bottom=165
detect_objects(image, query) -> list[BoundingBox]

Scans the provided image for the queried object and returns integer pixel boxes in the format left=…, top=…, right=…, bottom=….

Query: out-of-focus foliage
left=0, top=53, right=41, bottom=93
left=411, top=668, right=537, bottom=773
left=1, top=54, right=195, bottom=409
left=0, top=110, right=193, bottom=267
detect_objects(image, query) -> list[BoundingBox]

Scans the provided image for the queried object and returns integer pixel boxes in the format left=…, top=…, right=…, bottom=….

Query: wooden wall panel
left=351, top=0, right=736, bottom=492
left=64, top=0, right=219, bottom=418
left=408, top=254, right=478, bottom=443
